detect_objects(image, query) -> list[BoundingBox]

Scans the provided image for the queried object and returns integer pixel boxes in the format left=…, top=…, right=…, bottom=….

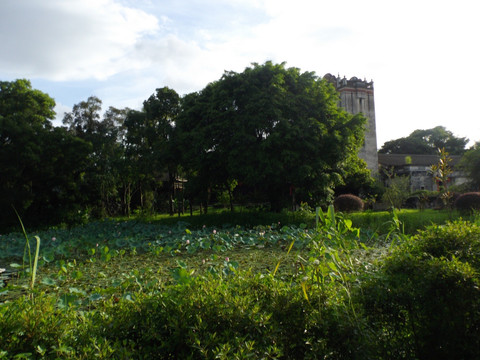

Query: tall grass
left=141, top=207, right=467, bottom=236
left=137, top=208, right=316, bottom=229
left=13, top=208, right=41, bottom=292
left=112, top=207, right=471, bottom=237
left=346, top=209, right=465, bottom=235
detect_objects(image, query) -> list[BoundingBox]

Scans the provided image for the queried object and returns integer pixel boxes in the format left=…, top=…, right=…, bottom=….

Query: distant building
left=324, top=74, right=378, bottom=173
left=378, top=153, right=468, bottom=192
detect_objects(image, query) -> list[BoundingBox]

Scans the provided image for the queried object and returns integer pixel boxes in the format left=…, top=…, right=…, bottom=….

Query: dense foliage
left=459, top=142, right=480, bottom=190
left=381, top=174, right=410, bottom=209
left=2, top=210, right=480, bottom=359
left=0, top=80, right=92, bottom=229
left=360, top=220, right=480, bottom=359
left=379, top=126, right=468, bottom=155
left=176, top=62, right=367, bottom=211
left=0, top=62, right=372, bottom=230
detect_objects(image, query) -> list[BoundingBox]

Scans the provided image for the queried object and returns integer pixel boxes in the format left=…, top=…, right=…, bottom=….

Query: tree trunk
left=168, top=172, right=175, bottom=216
left=228, top=188, right=234, bottom=212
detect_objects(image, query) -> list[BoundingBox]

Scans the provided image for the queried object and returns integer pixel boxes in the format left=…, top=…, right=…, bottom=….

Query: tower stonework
left=324, top=74, right=379, bottom=173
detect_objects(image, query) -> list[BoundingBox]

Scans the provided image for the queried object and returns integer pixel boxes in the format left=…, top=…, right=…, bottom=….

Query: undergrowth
left=1, top=209, right=479, bottom=359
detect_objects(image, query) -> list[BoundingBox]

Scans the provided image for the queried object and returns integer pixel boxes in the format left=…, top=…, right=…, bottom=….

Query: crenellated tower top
left=323, top=73, right=378, bottom=173
left=323, top=73, right=374, bottom=91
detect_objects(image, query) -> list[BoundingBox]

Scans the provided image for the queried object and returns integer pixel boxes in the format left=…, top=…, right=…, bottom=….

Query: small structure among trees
left=378, top=153, right=467, bottom=192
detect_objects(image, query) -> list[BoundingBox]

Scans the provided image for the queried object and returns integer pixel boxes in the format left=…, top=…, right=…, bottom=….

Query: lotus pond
left=0, top=219, right=321, bottom=305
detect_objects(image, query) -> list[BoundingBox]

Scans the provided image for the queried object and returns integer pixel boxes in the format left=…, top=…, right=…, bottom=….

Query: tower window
left=358, top=98, right=364, bottom=112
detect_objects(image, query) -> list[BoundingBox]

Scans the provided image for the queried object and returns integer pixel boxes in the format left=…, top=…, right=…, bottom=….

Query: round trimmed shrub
left=333, top=194, right=364, bottom=212
left=454, top=192, right=480, bottom=213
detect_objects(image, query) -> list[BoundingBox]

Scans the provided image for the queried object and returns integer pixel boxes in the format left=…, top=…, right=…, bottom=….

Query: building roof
left=378, top=153, right=462, bottom=167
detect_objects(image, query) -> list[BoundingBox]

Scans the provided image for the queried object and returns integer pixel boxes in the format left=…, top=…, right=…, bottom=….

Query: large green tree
left=176, top=62, right=367, bottom=210
left=379, top=126, right=468, bottom=155
left=0, top=80, right=91, bottom=228
left=0, top=79, right=55, bottom=226
left=63, top=97, right=126, bottom=217
left=123, top=87, right=180, bottom=213
left=459, top=142, right=480, bottom=191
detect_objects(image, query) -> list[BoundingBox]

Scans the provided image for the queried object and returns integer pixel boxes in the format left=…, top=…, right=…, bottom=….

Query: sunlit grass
left=346, top=209, right=468, bottom=234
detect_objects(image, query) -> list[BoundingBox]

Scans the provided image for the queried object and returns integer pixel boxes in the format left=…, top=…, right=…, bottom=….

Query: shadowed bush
left=334, top=194, right=364, bottom=213
left=454, top=192, right=480, bottom=213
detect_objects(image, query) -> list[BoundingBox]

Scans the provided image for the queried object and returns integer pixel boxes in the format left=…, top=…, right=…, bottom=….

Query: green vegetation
left=360, top=220, right=480, bottom=359
left=379, top=126, right=468, bottom=155
left=3, top=63, right=480, bottom=358
left=2, top=209, right=480, bottom=359
left=1, top=62, right=373, bottom=231
left=176, top=62, right=367, bottom=211
left=346, top=208, right=468, bottom=235
left=381, top=171, right=410, bottom=209
left=460, top=141, right=480, bottom=190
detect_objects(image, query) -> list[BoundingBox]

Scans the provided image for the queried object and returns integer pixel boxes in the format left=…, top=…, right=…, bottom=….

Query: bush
left=333, top=194, right=364, bottom=212
left=359, top=220, right=480, bottom=359
left=454, top=192, right=480, bottom=213
left=85, top=273, right=317, bottom=359
left=381, top=175, right=410, bottom=209
left=410, top=220, right=480, bottom=270
left=0, top=271, right=369, bottom=359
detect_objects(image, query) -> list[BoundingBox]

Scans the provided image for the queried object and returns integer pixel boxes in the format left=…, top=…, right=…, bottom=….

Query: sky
left=1, top=0, right=479, bottom=148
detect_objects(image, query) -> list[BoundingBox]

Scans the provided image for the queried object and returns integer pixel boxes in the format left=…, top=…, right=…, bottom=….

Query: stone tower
left=324, top=74, right=378, bottom=173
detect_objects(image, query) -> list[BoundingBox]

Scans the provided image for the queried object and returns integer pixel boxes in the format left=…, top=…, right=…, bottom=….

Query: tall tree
left=123, top=87, right=180, bottom=213
left=0, top=79, right=55, bottom=226
left=379, top=126, right=468, bottom=155
left=63, top=96, right=102, bottom=136
left=103, top=106, right=132, bottom=215
left=30, top=127, right=92, bottom=224
left=63, top=97, right=126, bottom=217
left=0, top=80, right=91, bottom=228
left=459, top=142, right=480, bottom=191
left=176, top=62, right=367, bottom=210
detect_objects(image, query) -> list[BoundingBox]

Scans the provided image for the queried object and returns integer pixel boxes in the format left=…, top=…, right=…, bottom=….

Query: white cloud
left=52, top=102, right=72, bottom=126
left=2, top=0, right=479, bottom=147
left=0, top=0, right=159, bottom=80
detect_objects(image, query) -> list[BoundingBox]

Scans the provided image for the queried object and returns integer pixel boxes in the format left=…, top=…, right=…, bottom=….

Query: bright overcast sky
left=1, top=0, right=479, bottom=148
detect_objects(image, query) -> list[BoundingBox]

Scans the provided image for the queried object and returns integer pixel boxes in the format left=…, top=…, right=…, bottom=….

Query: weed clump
left=333, top=194, right=364, bottom=213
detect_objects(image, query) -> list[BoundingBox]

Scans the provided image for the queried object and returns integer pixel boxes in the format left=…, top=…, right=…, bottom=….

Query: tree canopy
left=0, top=80, right=91, bottom=228
left=379, top=126, right=468, bottom=155
left=123, top=87, right=180, bottom=214
left=0, top=64, right=374, bottom=228
left=459, top=142, right=480, bottom=191
left=176, top=62, right=367, bottom=210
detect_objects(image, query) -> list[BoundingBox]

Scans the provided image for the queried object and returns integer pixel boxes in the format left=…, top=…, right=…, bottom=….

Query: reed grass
left=13, top=208, right=41, bottom=292
left=346, top=209, right=466, bottom=235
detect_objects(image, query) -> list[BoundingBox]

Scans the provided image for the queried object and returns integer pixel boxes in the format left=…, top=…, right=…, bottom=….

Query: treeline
left=0, top=62, right=376, bottom=229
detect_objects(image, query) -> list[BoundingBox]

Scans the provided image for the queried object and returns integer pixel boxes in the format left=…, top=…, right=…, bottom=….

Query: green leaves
left=2, top=213, right=480, bottom=358
left=379, top=126, right=468, bottom=155
left=171, top=260, right=194, bottom=285
left=176, top=61, right=367, bottom=210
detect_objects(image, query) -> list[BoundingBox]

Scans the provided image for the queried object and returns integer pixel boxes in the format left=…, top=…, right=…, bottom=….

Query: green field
left=1, top=209, right=480, bottom=359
